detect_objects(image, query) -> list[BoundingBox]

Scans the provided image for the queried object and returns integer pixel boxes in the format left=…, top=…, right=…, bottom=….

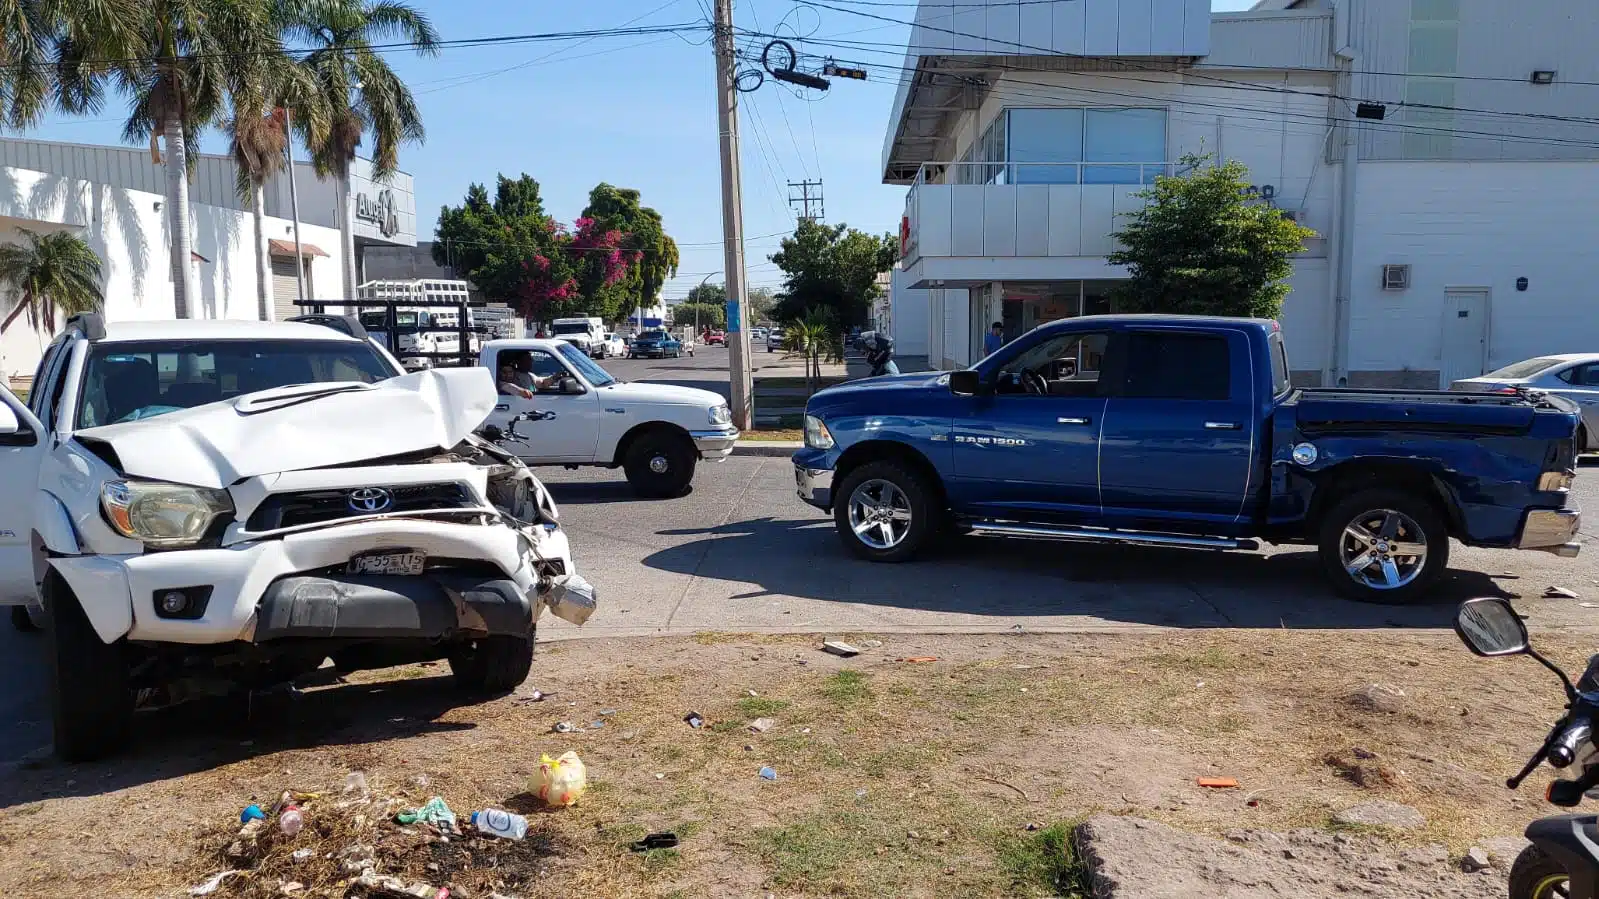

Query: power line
left=415, top=0, right=693, bottom=94
left=783, top=0, right=1599, bottom=120
left=0, top=23, right=708, bottom=71
left=742, top=30, right=1599, bottom=153
left=792, top=0, right=1599, bottom=87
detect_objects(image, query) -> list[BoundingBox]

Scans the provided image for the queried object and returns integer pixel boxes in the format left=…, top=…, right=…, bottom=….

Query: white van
left=549, top=316, right=608, bottom=358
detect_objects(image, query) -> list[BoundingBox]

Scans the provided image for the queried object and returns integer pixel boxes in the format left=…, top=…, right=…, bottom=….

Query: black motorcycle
left=1456, top=596, right=1599, bottom=899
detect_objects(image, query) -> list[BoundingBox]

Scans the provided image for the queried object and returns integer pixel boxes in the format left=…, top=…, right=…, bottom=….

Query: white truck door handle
left=1057, top=417, right=1091, bottom=425
left=1204, top=421, right=1241, bottom=430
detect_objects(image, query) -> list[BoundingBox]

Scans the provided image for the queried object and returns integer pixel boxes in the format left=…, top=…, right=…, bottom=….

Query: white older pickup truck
left=479, top=339, right=738, bottom=497
left=0, top=315, right=595, bottom=761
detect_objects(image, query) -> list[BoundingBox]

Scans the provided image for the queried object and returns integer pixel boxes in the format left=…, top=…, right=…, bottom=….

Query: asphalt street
left=0, top=351, right=1593, bottom=763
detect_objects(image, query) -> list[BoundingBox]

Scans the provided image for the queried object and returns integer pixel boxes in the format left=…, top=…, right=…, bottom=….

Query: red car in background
left=703, top=330, right=727, bottom=346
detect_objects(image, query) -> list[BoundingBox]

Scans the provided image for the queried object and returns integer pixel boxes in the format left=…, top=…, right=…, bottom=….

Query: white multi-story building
left=0, top=137, right=417, bottom=379
left=886, top=0, right=1599, bottom=388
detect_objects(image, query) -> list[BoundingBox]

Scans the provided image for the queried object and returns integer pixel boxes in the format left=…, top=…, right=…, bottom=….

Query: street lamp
left=695, top=271, right=721, bottom=337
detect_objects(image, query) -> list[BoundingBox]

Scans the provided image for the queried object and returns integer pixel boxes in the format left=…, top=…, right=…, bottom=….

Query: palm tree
left=286, top=0, right=438, bottom=301
left=0, top=229, right=104, bottom=336
left=225, top=39, right=329, bottom=321
left=58, top=0, right=275, bottom=320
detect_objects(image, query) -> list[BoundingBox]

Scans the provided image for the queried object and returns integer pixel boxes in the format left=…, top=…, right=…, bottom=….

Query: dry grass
left=739, top=428, right=803, bottom=443
left=0, top=629, right=1577, bottom=898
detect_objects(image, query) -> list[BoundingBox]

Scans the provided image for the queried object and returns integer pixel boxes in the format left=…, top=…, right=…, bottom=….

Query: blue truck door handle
left=495, top=403, right=510, bottom=411
left=1204, top=421, right=1241, bottom=430
left=1057, top=417, right=1091, bottom=425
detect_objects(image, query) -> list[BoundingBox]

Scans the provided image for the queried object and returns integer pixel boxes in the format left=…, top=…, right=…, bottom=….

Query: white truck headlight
left=804, top=414, right=835, bottom=450
left=709, top=404, right=732, bottom=427
left=101, top=480, right=233, bottom=547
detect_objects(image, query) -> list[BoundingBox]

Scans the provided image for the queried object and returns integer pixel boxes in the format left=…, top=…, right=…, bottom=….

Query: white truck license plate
left=347, top=550, right=426, bottom=576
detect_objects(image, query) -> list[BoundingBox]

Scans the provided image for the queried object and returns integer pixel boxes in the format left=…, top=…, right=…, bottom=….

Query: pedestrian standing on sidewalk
left=983, top=322, right=1004, bottom=357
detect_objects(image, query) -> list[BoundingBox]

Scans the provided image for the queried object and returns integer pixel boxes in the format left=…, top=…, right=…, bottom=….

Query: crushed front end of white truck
left=39, top=368, right=595, bottom=760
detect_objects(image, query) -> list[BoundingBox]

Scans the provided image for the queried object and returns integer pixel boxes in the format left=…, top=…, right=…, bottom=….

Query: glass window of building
left=998, top=108, right=1167, bottom=185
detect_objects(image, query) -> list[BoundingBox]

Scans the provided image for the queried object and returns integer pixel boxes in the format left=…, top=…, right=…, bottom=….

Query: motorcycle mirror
left=1455, top=597, right=1530, bottom=657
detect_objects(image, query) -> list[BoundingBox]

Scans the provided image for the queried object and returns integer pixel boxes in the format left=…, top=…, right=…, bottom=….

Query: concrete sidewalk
left=752, top=351, right=870, bottom=426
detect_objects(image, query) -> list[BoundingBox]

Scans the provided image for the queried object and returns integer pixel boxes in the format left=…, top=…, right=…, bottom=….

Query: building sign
left=355, top=189, right=400, bottom=238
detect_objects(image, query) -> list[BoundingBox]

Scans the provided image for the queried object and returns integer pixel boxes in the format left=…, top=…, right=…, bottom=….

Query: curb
left=731, top=441, right=802, bottom=458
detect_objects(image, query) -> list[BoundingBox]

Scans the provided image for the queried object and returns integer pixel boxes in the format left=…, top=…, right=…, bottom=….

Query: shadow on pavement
left=645, top=516, right=1514, bottom=630
left=543, top=480, right=693, bottom=505
left=0, top=674, right=486, bottom=811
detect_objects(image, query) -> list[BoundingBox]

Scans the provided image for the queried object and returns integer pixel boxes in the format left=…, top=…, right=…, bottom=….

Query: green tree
left=1108, top=155, right=1315, bottom=319
left=61, top=0, right=277, bottom=319
left=225, top=21, right=330, bottom=321
left=770, top=220, right=898, bottom=327
left=433, top=174, right=576, bottom=318
left=287, top=0, right=439, bottom=300
left=579, top=183, right=678, bottom=321
left=685, top=282, right=725, bottom=306
left=0, top=229, right=104, bottom=335
left=747, top=286, right=776, bottom=324
left=675, top=300, right=724, bottom=331
left=785, top=306, right=843, bottom=394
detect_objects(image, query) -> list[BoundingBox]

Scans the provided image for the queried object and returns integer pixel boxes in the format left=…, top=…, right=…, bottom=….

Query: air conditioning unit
left=1381, top=264, right=1411, bottom=291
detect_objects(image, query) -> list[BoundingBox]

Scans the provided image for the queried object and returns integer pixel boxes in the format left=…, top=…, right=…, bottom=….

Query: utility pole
left=714, top=0, right=754, bottom=430
left=788, top=179, right=825, bottom=223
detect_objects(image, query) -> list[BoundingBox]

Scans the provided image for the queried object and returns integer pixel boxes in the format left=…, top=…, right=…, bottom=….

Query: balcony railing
left=902, top=161, right=1177, bottom=270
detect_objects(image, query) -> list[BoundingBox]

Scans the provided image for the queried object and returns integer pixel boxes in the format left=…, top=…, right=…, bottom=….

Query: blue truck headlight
left=804, top=415, right=835, bottom=450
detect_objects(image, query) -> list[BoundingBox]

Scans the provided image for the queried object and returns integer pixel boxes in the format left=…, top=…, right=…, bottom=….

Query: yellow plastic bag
left=531, top=751, right=587, bottom=807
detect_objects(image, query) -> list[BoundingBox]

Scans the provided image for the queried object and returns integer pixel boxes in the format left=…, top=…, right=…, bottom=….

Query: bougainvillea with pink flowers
left=434, top=175, right=678, bottom=324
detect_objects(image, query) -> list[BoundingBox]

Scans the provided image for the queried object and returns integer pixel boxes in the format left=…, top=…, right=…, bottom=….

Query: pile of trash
left=187, top=755, right=587, bottom=899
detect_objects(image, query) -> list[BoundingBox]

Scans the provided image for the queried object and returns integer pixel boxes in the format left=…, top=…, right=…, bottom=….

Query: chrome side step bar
left=967, top=521, right=1259, bottom=552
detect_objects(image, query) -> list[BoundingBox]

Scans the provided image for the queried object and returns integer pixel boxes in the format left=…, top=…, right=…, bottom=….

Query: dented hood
left=75, top=368, right=499, bottom=489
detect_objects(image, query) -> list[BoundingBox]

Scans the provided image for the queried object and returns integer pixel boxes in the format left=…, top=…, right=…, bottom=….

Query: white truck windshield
left=555, top=342, right=616, bottom=387
left=552, top=323, right=592, bottom=336
left=76, top=339, right=399, bottom=428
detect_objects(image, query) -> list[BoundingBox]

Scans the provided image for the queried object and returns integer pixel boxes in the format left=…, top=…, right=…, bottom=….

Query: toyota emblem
left=347, top=487, right=394, bottom=513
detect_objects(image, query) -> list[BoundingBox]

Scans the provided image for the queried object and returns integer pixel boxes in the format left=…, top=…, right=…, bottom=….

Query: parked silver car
left=1451, top=353, right=1599, bottom=451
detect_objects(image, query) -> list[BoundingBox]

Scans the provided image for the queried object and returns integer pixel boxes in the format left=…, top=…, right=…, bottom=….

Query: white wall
left=890, top=268, right=930, bottom=357
left=0, top=169, right=347, bottom=378
left=1346, top=161, right=1599, bottom=378
left=940, top=288, right=973, bottom=369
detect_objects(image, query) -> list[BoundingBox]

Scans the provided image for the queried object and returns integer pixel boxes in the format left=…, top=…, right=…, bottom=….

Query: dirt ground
left=0, top=628, right=1580, bottom=898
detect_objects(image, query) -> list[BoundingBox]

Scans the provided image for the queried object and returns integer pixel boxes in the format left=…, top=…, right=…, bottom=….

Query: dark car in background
left=629, top=329, right=683, bottom=359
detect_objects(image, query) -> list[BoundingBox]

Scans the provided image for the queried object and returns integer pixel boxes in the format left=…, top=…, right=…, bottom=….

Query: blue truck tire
left=832, top=459, right=938, bottom=562
left=1317, top=487, right=1450, bottom=604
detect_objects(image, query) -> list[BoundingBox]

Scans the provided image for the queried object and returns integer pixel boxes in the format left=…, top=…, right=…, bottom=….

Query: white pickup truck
left=480, top=338, right=738, bottom=497
left=0, top=315, right=595, bottom=761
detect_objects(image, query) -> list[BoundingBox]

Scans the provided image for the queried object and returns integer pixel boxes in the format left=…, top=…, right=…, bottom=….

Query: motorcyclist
left=864, top=332, right=899, bottom=377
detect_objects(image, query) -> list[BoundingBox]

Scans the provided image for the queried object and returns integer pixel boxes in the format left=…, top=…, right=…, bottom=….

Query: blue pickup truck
left=793, top=315, right=1582, bottom=603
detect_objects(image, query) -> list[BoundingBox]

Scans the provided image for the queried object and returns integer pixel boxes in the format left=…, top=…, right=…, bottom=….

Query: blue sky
left=23, top=0, right=1257, bottom=301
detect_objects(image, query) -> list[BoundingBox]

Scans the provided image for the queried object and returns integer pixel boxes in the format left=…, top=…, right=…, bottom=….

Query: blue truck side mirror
left=949, top=370, right=982, bottom=396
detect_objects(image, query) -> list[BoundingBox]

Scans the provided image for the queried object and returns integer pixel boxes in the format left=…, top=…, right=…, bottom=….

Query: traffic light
left=822, top=62, right=867, bottom=81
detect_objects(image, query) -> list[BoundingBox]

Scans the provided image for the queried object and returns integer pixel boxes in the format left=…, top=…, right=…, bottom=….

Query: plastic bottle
left=279, top=805, right=305, bottom=837
left=470, top=809, right=528, bottom=841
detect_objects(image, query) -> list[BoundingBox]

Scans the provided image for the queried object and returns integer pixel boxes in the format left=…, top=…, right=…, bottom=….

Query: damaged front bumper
left=50, top=517, right=596, bottom=645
